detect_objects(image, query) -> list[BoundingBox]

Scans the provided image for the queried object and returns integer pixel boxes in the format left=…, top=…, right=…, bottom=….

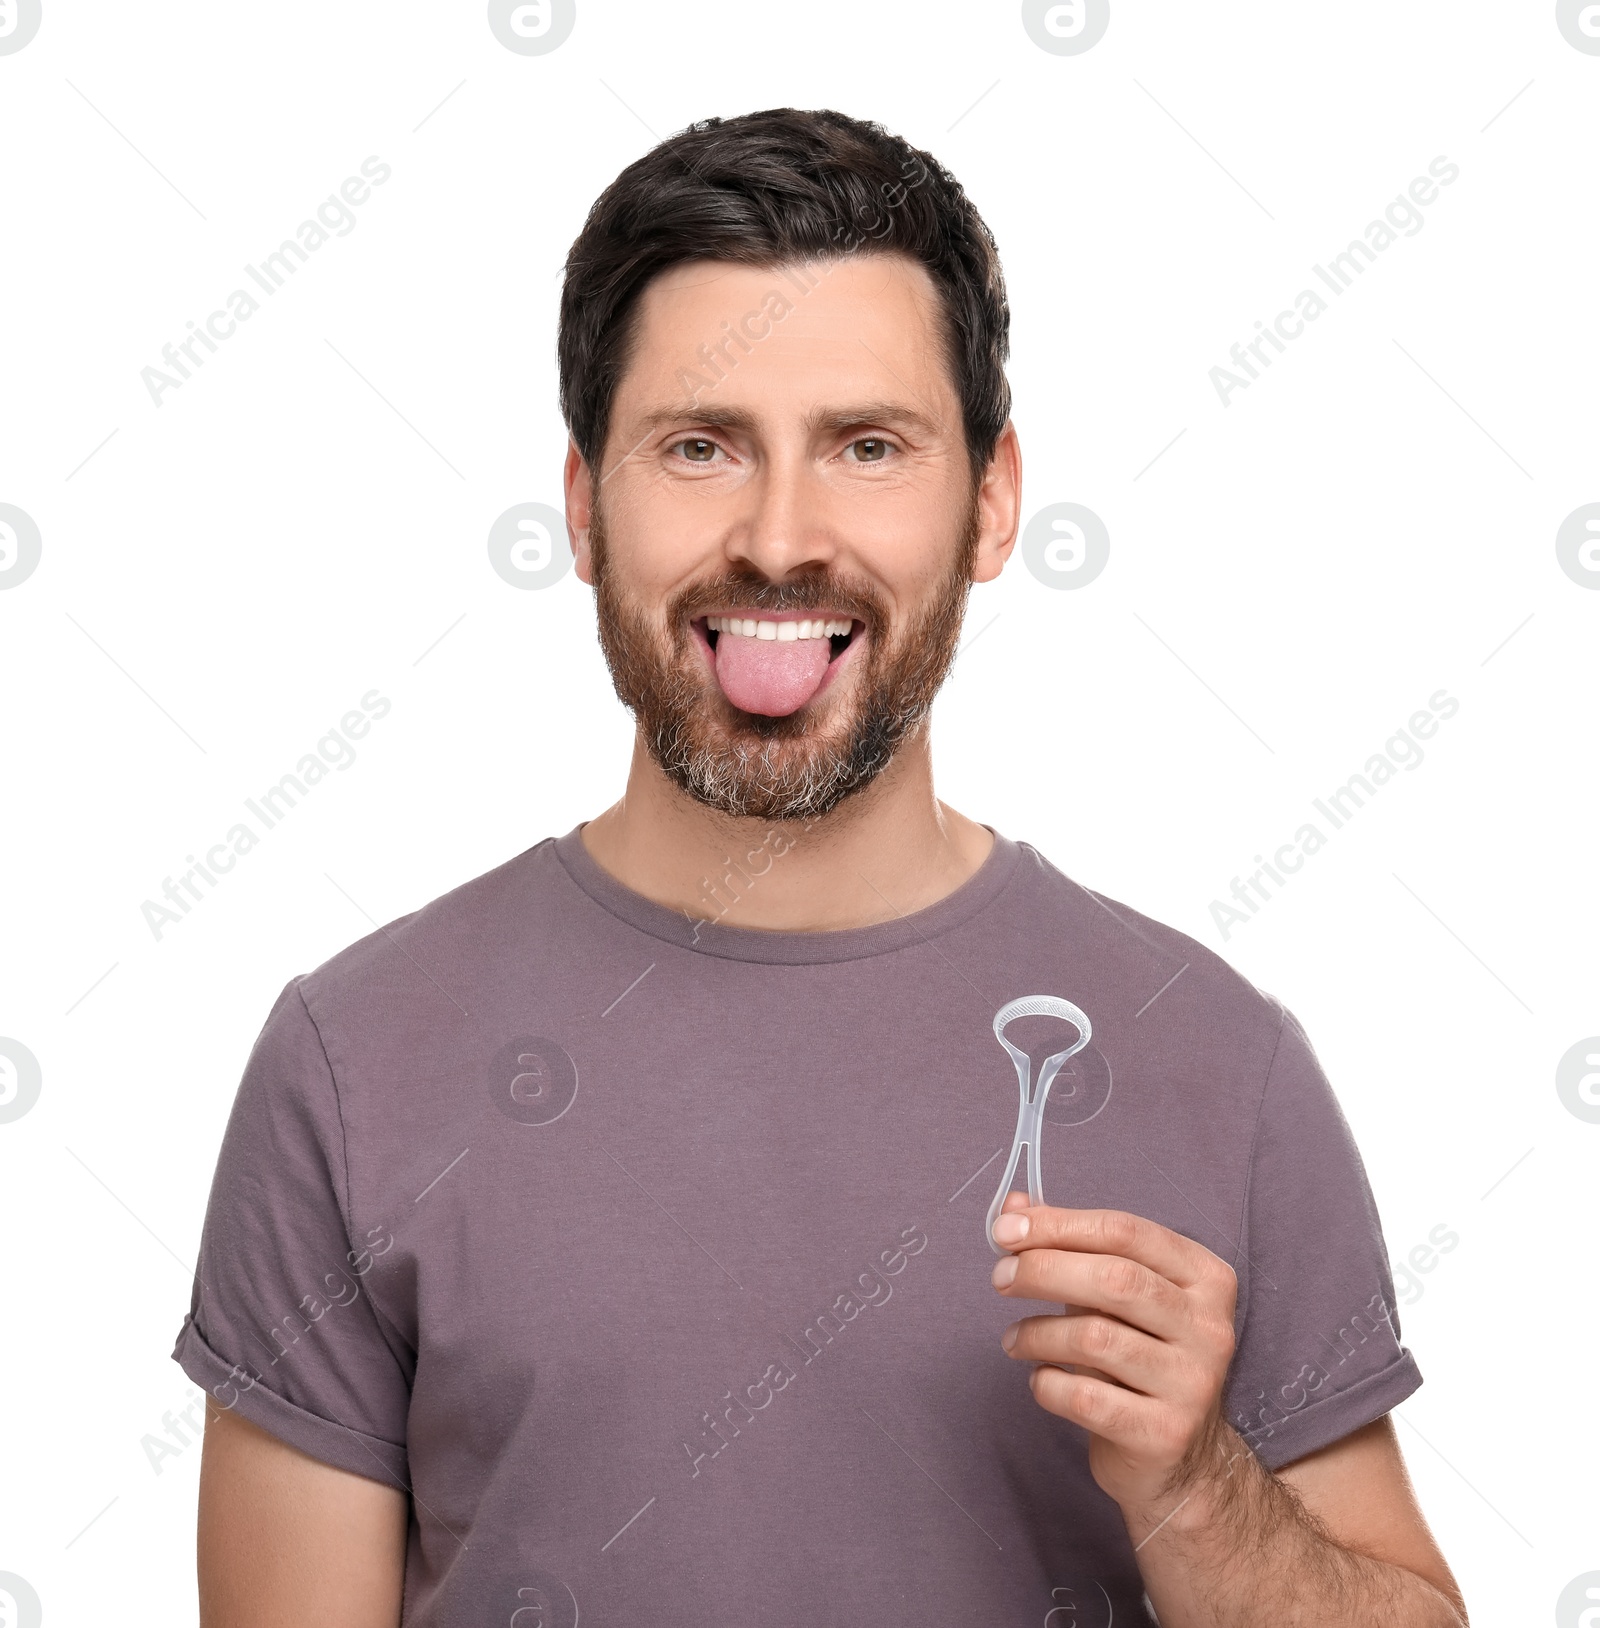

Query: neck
left=580, top=726, right=994, bottom=932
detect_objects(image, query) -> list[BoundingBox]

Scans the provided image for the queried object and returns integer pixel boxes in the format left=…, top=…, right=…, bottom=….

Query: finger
left=1000, top=1189, right=1030, bottom=1215
left=1058, top=1363, right=1119, bottom=1387
left=1026, top=1367, right=1189, bottom=1461
left=994, top=1248, right=1190, bottom=1341
left=991, top=1207, right=1233, bottom=1298
left=1002, top=1313, right=1188, bottom=1400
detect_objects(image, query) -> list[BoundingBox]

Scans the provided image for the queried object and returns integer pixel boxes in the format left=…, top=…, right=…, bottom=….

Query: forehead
left=617, top=252, right=954, bottom=417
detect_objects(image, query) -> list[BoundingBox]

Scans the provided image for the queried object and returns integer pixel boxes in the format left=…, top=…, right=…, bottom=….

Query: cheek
left=615, top=490, right=736, bottom=586
left=839, top=511, right=950, bottom=608
left=856, top=484, right=975, bottom=575
left=595, top=519, right=681, bottom=604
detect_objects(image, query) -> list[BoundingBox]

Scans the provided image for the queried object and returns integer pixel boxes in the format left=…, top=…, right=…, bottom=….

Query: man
left=176, top=108, right=1467, bottom=1625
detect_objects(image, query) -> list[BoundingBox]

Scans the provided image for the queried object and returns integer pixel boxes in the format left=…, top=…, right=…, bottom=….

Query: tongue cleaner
left=985, top=995, right=1093, bottom=1255
left=713, top=629, right=832, bottom=716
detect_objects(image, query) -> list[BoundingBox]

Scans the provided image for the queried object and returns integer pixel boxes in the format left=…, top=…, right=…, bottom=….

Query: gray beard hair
left=646, top=670, right=906, bottom=822
left=590, top=500, right=979, bottom=824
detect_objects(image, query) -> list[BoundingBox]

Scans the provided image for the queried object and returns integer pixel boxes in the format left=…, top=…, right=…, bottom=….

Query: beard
left=588, top=496, right=981, bottom=823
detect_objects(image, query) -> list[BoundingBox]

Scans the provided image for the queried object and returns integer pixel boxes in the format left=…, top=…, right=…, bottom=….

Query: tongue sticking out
left=714, top=631, right=833, bottom=717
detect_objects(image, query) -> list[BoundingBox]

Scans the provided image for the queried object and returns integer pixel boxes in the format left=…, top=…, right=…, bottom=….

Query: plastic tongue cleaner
left=985, top=995, right=1093, bottom=1256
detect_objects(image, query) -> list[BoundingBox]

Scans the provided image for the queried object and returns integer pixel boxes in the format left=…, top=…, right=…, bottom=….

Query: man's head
left=558, top=108, right=1019, bottom=822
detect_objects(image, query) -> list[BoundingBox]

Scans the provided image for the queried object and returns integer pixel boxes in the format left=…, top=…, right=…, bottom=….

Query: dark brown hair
left=558, top=107, right=1010, bottom=484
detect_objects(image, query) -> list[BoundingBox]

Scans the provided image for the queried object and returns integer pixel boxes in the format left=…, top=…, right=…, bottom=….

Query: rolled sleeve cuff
left=172, top=1313, right=409, bottom=1491
left=1246, top=1348, right=1424, bottom=1472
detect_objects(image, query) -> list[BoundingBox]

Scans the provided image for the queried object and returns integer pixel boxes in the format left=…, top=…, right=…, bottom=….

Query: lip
left=698, top=606, right=855, bottom=623
left=689, top=610, right=868, bottom=711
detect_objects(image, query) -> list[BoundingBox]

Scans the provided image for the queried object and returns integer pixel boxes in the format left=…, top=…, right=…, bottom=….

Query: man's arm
left=197, top=1399, right=408, bottom=1628
left=1278, top=1416, right=1466, bottom=1613
left=1124, top=1414, right=1466, bottom=1625
left=990, top=1199, right=1467, bottom=1626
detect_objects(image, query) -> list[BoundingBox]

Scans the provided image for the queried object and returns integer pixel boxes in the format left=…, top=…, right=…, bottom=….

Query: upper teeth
left=707, top=616, right=852, bottom=641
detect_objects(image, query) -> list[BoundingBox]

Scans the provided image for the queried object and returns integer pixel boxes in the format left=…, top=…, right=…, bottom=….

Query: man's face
left=569, top=252, right=1008, bottom=822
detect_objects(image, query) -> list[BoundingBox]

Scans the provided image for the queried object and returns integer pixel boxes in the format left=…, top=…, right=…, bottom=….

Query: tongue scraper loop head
left=985, top=995, right=1092, bottom=1256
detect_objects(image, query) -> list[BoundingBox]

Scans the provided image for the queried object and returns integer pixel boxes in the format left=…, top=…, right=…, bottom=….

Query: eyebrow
left=627, top=400, right=947, bottom=442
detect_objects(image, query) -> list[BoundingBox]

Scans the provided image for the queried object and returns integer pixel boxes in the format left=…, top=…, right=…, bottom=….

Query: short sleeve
left=171, top=978, right=413, bottom=1488
left=1224, top=998, right=1423, bottom=1471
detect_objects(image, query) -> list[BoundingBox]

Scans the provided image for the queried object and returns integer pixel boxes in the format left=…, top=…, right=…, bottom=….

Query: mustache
left=670, top=569, right=886, bottom=629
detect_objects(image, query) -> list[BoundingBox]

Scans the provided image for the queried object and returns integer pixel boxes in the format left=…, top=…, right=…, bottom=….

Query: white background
left=1, top=3, right=1595, bottom=1624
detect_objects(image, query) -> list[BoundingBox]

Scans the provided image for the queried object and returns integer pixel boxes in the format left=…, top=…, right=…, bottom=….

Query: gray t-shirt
left=173, top=825, right=1422, bottom=1627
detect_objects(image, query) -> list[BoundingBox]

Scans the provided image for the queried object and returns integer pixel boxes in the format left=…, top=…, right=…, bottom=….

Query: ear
left=970, top=420, right=1021, bottom=585
left=564, top=438, right=595, bottom=585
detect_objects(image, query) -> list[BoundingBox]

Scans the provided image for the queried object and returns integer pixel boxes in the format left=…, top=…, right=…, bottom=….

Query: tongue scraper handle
left=985, top=995, right=1092, bottom=1256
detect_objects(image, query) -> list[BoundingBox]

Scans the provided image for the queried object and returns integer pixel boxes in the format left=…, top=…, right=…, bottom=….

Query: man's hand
left=989, top=1191, right=1238, bottom=1518
left=989, top=1193, right=1467, bottom=1626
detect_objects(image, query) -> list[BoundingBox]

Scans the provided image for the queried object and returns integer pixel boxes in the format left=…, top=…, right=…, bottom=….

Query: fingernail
left=1001, top=1320, right=1020, bottom=1351
left=991, top=1255, right=1018, bottom=1288
left=992, top=1214, right=1029, bottom=1245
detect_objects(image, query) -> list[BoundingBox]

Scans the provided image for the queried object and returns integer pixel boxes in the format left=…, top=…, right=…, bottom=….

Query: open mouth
left=692, top=611, right=864, bottom=717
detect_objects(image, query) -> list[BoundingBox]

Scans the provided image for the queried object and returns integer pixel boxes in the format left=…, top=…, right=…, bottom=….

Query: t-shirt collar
left=550, top=820, right=1021, bottom=964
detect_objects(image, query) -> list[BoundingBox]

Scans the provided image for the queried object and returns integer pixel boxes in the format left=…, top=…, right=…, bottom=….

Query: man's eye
left=675, top=438, right=720, bottom=463
left=847, top=437, right=891, bottom=463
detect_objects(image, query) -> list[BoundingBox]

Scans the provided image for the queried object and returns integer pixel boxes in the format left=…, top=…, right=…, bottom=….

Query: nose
left=721, top=448, right=839, bottom=583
